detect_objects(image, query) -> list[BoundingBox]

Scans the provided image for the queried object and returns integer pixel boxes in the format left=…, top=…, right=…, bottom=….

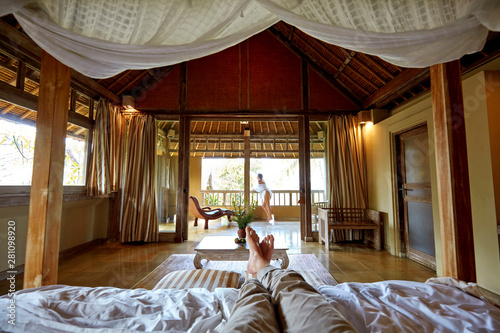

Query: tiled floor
left=0, top=219, right=436, bottom=295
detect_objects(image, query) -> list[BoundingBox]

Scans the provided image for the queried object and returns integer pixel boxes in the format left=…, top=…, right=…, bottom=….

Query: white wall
left=366, top=70, right=500, bottom=294
left=462, top=71, right=500, bottom=294
left=0, top=198, right=109, bottom=272
left=365, top=96, right=442, bottom=276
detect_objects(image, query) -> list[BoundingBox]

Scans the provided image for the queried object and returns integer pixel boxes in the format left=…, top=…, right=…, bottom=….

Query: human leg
left=264, top=191, right=272, bottom=221
left=257, top=266, right=356, bottom=333
left=245, top=226, right=355, bottom=333
left=233, top=227, right=355, bottom=332
left=222, top=279, right=280, bottom=333
left=224, top=229, right=280, bottom=332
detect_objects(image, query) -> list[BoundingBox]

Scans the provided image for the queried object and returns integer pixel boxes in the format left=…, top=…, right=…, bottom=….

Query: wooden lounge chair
left=189, top=196, right=235, bottom=229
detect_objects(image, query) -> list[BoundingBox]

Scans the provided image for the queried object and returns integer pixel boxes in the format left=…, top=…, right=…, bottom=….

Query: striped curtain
left=120, top=115, right=159, bottom=243
left=87, top=99, right=126, bottom=196
left=325, top=114, right=368, bottom=242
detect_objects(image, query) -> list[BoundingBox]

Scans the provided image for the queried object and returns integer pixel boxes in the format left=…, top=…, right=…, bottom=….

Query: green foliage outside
left=0, top=133, right=34, bottom=163
left=205, top=193, right=223, bottom=206
left=0, top=119, right=87, bottom=185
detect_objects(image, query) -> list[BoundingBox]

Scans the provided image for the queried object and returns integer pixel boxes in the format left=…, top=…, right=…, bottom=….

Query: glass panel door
left=157, top=120, right=179, bottom=233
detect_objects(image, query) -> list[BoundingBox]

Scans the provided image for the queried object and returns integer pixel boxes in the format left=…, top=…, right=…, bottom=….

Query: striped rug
left=133, top=254, right=337, bottom=289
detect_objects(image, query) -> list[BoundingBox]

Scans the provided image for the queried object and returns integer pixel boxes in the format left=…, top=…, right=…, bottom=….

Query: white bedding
left=0, top=285, right=239, bottom=333
left=318, top=280, right=500, bottom=333
left=1, top=280, right=499, bottom=332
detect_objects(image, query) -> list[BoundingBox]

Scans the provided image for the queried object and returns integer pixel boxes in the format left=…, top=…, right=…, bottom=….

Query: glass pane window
left=157, top=120, right=179, bottom=233
left=64, top=125, right=88, bottom=186
left=0, top=118, right=88, bottom=186
left=0, top=119, right=35, bottom=185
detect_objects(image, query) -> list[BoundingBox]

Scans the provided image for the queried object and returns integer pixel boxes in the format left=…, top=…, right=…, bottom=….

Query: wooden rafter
left=292, top=31, right=372, bottom=96
left=116, top=71, right=148, bottom=95
left=129, top=65, right=176, bottom=97
left=362, top=68, right=429, bottom=109
left=102, top=70, right=131, bottom=90
left=337, top=49, right=387, bottom=85
left=358, top=53, right=398, bottom=78
left=268, top=26, right=361, bottom=107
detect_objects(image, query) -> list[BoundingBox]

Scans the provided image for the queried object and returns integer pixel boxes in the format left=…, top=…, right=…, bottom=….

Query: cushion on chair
left=153, top=269, right=241, bottom=291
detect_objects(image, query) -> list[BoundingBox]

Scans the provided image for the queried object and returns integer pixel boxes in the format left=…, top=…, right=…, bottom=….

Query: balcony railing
left=200, top=190, right=326, bottom=207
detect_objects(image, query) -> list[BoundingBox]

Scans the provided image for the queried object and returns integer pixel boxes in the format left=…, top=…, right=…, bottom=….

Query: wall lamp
left=357, top=110, right=373, bottom=124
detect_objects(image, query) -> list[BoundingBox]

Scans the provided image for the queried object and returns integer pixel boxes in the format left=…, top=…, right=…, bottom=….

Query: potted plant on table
left=232, top=199, right=256, bottom=242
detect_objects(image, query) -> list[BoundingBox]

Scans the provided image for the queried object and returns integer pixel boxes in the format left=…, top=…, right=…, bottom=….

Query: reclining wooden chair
left=189, top=196, right=235, bottom=229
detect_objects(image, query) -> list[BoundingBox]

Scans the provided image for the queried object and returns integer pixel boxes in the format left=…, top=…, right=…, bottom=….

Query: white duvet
left=1, top=280, right=499, bottom=332
left=0, top=285, right=238, bottom=333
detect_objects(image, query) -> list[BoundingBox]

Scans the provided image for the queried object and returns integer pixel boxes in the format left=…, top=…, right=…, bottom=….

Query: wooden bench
left=318, top=208, right=382, bottom=250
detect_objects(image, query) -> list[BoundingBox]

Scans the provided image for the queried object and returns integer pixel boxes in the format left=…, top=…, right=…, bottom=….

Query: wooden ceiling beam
left=358, top=53, right=397, bottom=78
left=268, top=27, right=361, bottom=107
left=292, top=31, right=380, bottom=93
left=0, top=20, right=121, bottom=103
left=104, top=70, right=132, bottom=90
left=130, top=65, right=176, bottom=98
left=116, top=71, right=148, bottom=95
left=291, top=31, right=373, bottom=96
left=0, top=79, right=38, bottom=111
left=362, top=67, right=430, bottom=109
left=338, top=49, right=387, bottom=84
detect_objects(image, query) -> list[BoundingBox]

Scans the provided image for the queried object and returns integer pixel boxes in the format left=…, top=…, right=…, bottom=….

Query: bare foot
left=246, top=227, right=270, bottom=275
left=259, top=235, right=274, bottom=263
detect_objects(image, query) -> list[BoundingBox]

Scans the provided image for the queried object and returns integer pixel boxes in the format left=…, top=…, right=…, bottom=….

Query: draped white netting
left=1, top=0, right=499, bottom=78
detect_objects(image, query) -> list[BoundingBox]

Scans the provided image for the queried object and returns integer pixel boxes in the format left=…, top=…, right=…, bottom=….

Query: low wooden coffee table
left=194, top=236, right=289, bottom=269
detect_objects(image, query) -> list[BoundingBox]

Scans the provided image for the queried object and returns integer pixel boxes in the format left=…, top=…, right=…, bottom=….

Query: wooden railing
left=200, top=190, right=325, bottom=207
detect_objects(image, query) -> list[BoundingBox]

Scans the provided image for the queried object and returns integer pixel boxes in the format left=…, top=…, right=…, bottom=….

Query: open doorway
left=187, top=119, right=308, bottom=235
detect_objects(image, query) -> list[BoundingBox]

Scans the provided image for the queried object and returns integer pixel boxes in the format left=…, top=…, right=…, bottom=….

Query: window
left=0, top=47, right=95, bottom=196
left=0, top=118, right=88, bottom=186
left=63, top=125, right=88, bottom=186
left=0, top=119, right=35, bottom=185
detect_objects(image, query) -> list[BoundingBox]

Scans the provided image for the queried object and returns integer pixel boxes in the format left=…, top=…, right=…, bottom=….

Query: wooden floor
left=0, top=220, right=436, bottom=295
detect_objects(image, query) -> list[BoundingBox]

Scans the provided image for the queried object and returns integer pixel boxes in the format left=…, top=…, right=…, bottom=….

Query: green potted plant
left=232, top=199, right=256, bottom=239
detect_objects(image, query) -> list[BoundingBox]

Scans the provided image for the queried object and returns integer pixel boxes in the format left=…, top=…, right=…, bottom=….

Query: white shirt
left=254, top=183, right=272, bottom=200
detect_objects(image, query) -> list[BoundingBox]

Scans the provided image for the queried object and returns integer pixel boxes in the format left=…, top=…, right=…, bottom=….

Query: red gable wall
left=136, top=31, right=357, bottom=111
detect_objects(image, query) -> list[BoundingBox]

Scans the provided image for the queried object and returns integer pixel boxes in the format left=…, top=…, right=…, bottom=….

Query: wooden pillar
left=23, top=51, right=71, bottom=288
left=244, top=127, right=250, bottom=209
left=430, top=61, right=476, bottom=282
left=299, top=116, right=313, bottom=241
left=302, top=60, right=309, bottom=110
left=177, top=115, right=190, bottom=241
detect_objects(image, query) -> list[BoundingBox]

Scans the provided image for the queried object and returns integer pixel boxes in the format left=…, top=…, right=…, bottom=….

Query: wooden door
left=396, top=125, right=436, bottom=270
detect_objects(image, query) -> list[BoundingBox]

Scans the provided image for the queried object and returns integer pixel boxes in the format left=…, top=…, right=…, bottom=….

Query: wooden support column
left=24, top=51, right=71, bottom=288
left=177, top=115, right=190, bottom=241
left=299, top=116, right=313, bottom=241
left=430, top=61, right=476, bottom=282
left=302, top=59, right=309, bottom=110
left=244, top=127, right=251, bottom=209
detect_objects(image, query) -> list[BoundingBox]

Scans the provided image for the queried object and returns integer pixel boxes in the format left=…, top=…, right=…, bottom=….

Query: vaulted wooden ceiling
left=1, top=15, right=500, bottom=149
left=96, top=21, right=500, bottom=112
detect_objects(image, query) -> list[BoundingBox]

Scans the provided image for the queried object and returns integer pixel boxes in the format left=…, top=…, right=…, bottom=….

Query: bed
left=1, top=277, right=499, bottom=332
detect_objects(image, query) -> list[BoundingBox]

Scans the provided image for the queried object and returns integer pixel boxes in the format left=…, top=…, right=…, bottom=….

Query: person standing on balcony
left=255, top=173, right=273, bottom=223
